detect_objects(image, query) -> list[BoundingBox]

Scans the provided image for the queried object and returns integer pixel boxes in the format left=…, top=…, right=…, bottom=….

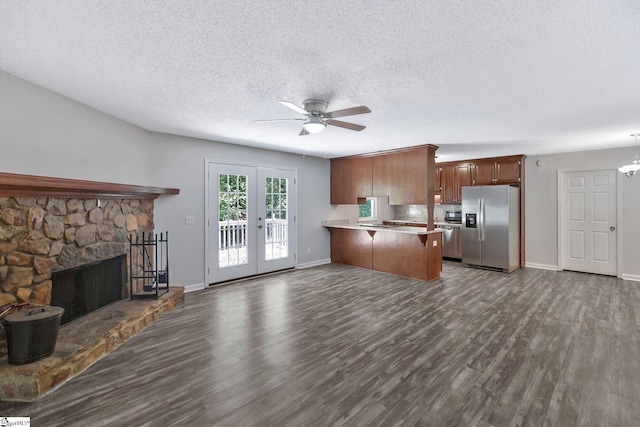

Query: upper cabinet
left=472, top=156, right=523, bottom=185
left=440, top=163, right=471, bottom=204
left=372, top=148, right=431, bottom=205
left=330, top=156, right=372, bottom=204
left=330, top=145, right=437, bottom=206
left=436, top=155, right=525, bottom=204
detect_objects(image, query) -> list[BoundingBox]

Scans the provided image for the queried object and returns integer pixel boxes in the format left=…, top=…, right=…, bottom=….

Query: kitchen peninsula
left=326, top=144, right=441, bottom=281
left=323, top=220, right=443, bottom=282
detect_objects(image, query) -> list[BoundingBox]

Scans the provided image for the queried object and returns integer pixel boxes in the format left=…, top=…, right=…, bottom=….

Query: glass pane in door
left=218, top=173, right=248, bottom=268
left=264, top=176, right=288, bottom=260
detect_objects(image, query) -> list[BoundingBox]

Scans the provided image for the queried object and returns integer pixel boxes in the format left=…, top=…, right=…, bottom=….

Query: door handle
left=610, top=226, right=616, bottom=231
left=479, top=198, right=485, bottom=242
left=476, top=199, right=482, bottom=241
left=258, top=225, right=263, bottom=229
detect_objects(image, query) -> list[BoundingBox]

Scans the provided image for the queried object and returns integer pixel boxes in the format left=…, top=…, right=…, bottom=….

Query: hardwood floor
left=1, top=262, right=639, bottom=426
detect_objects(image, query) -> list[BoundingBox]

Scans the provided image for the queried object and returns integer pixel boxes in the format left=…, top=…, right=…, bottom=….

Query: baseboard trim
left=297, top=258, right=331, bottom=269
left=621, top=274, right=640, bottom=282
left=183, top=282, right=206, bottom=293
left=524, top=262, right=558, bottom=271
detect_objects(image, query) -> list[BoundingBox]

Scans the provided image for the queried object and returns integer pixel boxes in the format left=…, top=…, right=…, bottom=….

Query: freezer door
left=479, top=185, right=512, bottom=270
left=461, top=186, right=482, bottom=266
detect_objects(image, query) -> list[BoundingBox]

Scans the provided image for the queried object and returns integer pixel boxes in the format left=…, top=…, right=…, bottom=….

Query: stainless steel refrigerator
left=461, top=185, right=519, bottom=272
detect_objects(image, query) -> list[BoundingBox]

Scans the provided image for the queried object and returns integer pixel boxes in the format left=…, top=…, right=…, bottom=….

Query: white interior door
left=208, top=163, right=296, bottom=284
left=560, top=170, right=617, bottom=275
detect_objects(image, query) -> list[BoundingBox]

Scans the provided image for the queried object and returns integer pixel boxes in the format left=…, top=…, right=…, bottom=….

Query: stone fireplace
left=0, top=172, right=183, bottom=401
left=0, top=196, right=154, bottom=314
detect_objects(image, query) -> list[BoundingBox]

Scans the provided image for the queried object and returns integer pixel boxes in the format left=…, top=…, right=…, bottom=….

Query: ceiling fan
left=255, top=99, right=371, bottom=136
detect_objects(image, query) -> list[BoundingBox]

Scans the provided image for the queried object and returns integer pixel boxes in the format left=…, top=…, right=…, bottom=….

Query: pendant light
left=618, top=133, right=640, bottom=177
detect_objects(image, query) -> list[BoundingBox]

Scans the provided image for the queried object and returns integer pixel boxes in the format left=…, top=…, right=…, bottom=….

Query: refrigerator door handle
left=479, top=198, right=485, bottom=241
left=476, top=198, right=482, bottom=241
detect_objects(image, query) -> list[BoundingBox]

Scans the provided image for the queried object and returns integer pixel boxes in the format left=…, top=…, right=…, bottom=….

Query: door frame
left=557, top=168, right=622, bottom=277
left=204, top=158, right=298, bottom=285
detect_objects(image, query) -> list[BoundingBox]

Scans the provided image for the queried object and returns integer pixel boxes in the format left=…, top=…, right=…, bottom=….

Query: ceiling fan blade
left=299, top=128, right=309, bottom=136
left=253, top=118, right=304, bottom=123
left=325, top=106, right=371, bottom=119
left=327, top=119, right=366, bottom=131
left=278, top=100, right=308, bottom=115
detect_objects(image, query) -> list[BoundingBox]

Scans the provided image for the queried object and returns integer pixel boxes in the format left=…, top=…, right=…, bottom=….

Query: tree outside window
left=359, top=198, right=376, bottom=219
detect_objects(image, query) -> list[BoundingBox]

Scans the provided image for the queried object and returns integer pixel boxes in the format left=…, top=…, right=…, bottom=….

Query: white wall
left=149, top=132, right=333, bottom=288
left=2, top=69, right=333, bottom=289
left=0, top=70, right=152, bottom=184
left=525, top=148, right=640, bottom=280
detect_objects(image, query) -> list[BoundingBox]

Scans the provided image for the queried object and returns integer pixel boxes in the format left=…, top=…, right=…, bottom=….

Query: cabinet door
left=330, top=157, right=372, bottom=204
left=495, top=159, right=521, bottom=184
left=440, top=165, right=456, bottom=203
left=472, top=162, right=495, bottom=185
left=456, top=164, right=472, bottom=200
left=434, top=167, right=442, bottom=195
left=373, top=149, right=428, bottom=205
left=440, top=164, right=470, bottom=203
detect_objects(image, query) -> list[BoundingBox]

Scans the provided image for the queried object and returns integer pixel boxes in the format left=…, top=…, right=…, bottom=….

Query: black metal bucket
left=5, top=306, right=65, bottom=365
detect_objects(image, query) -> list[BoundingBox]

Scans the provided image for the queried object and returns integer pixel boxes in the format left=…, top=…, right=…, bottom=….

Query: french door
left=208, top=163, right=296, bottom=284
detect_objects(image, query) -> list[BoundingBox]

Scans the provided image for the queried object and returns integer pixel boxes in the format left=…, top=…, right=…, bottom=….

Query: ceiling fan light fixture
left=303, top=116, right=326, bottom=133
left=619, top=133, right=640, bottom=178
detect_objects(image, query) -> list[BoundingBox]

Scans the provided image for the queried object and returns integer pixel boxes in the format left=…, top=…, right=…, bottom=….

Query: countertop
left=322, top=220, right=442, bottom=235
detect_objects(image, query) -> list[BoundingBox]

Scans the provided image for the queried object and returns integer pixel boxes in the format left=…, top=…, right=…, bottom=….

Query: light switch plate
left=185, top=215, right=195, bottom=225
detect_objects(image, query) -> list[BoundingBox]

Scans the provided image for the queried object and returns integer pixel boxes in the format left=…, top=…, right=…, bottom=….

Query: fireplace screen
left=50, top=255, right=125, bottom=325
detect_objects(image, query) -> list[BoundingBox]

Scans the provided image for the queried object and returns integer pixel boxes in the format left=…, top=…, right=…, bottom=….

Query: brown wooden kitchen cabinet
left=326, top=226, right=442, bottom=281
left=471, top=156, right=522, bottom=185
left=440, top=163, right=471, bottom=204
left=330, top=144, right=437, bottom=206
left=330, top=156, right=372, bottom=204
left=434, top=166, right=442, bottom=195
left=372, top=148, right=430, bottom=205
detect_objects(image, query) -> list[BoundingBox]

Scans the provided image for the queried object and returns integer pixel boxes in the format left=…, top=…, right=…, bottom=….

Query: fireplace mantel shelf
left=0, top=172, right=180, bottom=199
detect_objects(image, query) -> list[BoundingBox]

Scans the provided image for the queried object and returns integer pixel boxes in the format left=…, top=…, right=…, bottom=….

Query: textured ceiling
left=1, top=1, right=640, bottom=161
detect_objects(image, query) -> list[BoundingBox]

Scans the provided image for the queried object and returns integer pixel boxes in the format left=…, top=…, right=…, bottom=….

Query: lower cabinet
left=327, top=227, right=442, bottom=281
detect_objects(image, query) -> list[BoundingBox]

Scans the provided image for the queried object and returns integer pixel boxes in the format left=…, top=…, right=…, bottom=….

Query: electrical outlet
left=432, top=240, right=437, bottom=247
left=306, top=247, right=312, bottom=255
left=185, top=215, right=195, bottom=225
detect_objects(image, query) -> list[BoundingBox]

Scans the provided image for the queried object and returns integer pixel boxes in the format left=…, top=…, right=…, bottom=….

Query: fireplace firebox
left=50, top=255, right=126, bottom=325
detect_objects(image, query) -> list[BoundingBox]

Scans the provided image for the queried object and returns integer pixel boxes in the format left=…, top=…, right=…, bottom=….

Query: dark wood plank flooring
left=1, top=262, right=639, bottom=426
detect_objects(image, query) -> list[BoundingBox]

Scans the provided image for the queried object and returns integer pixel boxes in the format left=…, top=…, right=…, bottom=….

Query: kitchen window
left=358, top=197, right=377, bottom=220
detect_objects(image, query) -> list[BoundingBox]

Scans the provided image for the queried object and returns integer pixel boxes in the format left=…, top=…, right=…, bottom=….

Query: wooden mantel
left=0, top=172, right=180, bottom=199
